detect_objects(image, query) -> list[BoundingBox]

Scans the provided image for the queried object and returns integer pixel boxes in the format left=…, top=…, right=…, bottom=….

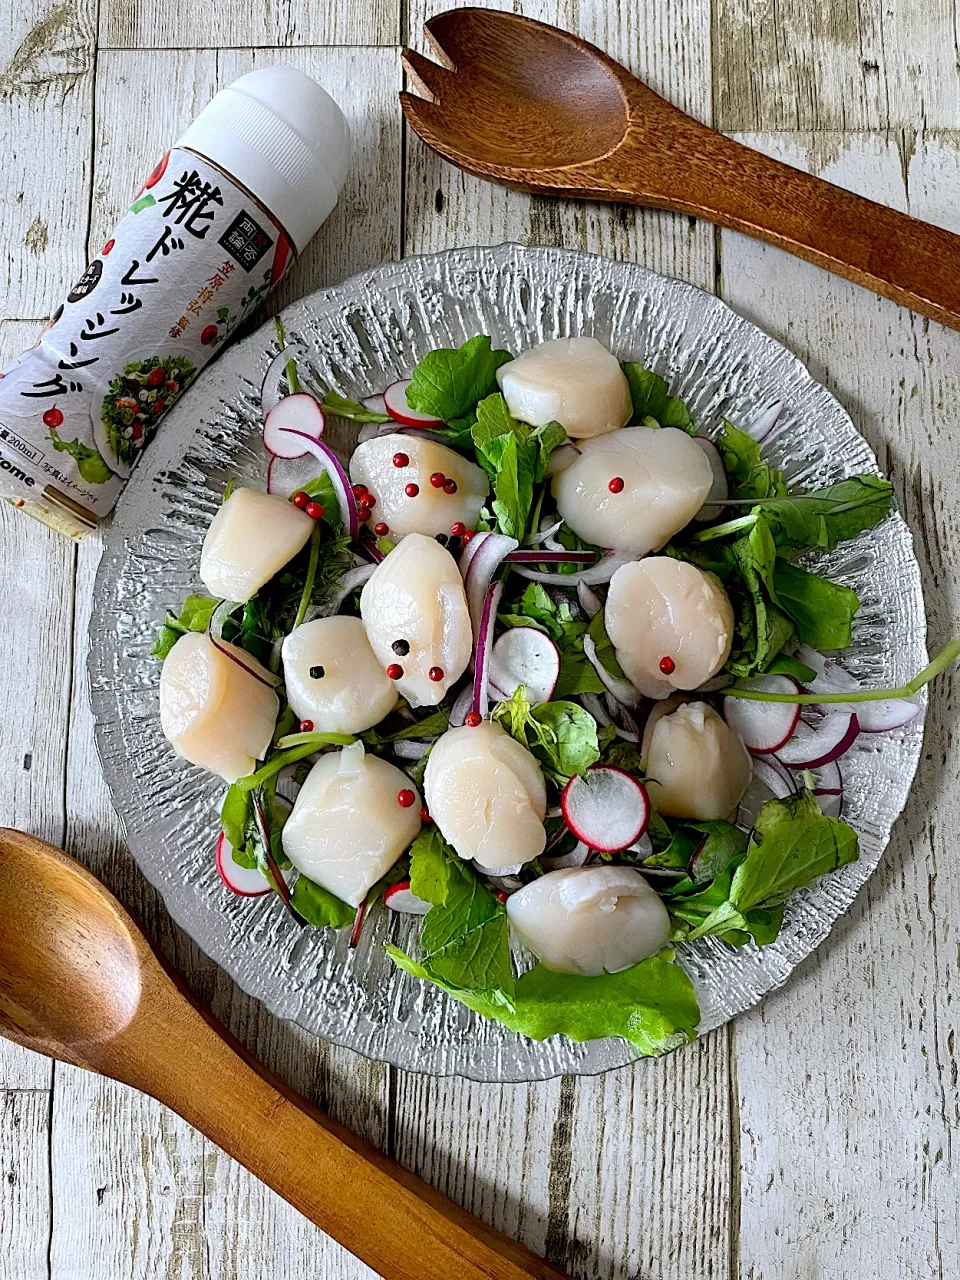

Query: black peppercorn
left=309, top=665, right=325, bottom=679
left=391, top=639, right=410, bottom=656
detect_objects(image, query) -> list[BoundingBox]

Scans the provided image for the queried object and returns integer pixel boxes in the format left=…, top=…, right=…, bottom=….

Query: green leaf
left=150, top=625, right=180, bottom=660
left=621, top=363, right=694, bottom=432
left=220, top=785, right=251, bottom=851
left=407, top=335, right=513, bottom=422
left=418, top=865, right=514, bottom=998
left=408, top=828, right=462, bottom=906
left=151, top=594, right=222, bottom=659
left=319, top=391, right=390, bottom=424
left=716, top=420, right=787, bottom=500
left=725, top=527, right=795, bottom=677
left=290, top=875, right=354, bottom=929
left=470, top=395, right=537, bottom=541
left=772, top=560, right=860, bottom=650
left=48, top=428, right=113, bottom=484
left=386, top=947, right=700, bottom=1055
left=762, top=474, right=893, bottom=552
left=685, top=820, right=748, bottom=883
left=600, top=738, right=646, bottom=775
left=531, top=700, right=601, bottom=777
left=364, top=706, right=450, bottom=746
left=767, top=654, right=818, bottom=683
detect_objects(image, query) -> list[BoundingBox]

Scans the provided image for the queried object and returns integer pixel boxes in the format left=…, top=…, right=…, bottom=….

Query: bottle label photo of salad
left=0, top=147, right=293, bottom=532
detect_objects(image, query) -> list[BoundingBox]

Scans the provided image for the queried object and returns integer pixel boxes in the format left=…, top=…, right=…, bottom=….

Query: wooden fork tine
left=401, top=48, right=455, bottom=104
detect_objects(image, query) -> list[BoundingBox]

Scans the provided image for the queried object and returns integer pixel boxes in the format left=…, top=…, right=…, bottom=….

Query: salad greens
left=491, top=686, right=600, bottom=782
left=405, top=334, right=512, bottom=422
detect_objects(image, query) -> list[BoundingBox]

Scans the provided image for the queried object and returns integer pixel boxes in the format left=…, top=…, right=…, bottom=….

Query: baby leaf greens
left=471, top=393, right=565, bottom=540
left=406, top=334, right=513, bottom=422
left=492, top=685, right=600, bottom=782
left=621, top=362, right=695, bottom=432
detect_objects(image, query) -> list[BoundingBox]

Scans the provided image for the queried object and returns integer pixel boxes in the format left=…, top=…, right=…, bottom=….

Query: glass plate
left=89, top=244, right=926, bottom=1082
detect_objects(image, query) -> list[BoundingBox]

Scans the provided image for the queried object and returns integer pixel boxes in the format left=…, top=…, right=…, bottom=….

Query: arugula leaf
left=470, top=395, right=536, bottom=540
left=386, top=947, right=700, bottom=1055
left=290, top=875, right=354, bottom=929
left=664, top=863, right=783, bottom=947
left=319, top=391, right=390, bottom=424
left=772, top=560, right=860, bottom=650
left=621, top=363, right=695, bottom=432
left=220, top=785, right=251, bottom=852
left=151, top=626, right=180, bottom=660
left=686, top=820, right=748, bottom=883
left=416, top=860, right=514, bottom=1000
left=725, top=527, right=795, bottom=677
left=687, top=792, right=859, bottom=941
left=407, top=335, right=513, bottom=422
left=762, top=475, right=893, bottom=552
left=767, top=654, right=818, bottom=683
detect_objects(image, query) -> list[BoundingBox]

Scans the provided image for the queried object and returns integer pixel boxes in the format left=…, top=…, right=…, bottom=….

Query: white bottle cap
left=175, top=67, right=352, bottom=256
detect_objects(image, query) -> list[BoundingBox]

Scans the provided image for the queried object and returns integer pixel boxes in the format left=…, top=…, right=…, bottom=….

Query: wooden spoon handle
left=642, top=127, right=960, bottom=330
left=115, top=972, right=570, bottom=1280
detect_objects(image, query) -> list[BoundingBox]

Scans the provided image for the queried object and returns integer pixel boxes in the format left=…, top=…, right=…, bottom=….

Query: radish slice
left=275, top=430, right=358, bottom=539
left=544, top=442, right=581, bottom=476
left=263, top=393, right=326, bottom=459
left=266, top=452, right=320, bottom=499
left=777, top=713, right=861, bottom=768
left=472, top=581, right=503, bottom=717
left=577, top=580, right=602, bottom=618
left=384, top=378, right=445, bottom=427
left=746, top=400, right=783, bottom=442
left=692, top=437, right=729, bottom=521
left=560, top=766, right=650, bottom=852
left=360, top=393, right=388, bottom=415
left=737, top=755, right=796, bottom=827
left=723, top=675, right=801, bottom=753
left=384, top=880, right=432, bottom=915
left=261, top=345, right=302, bottom=416
left=489, top=627, right=560, bottom=705
left=461, top=532, right=517, bottom=642
left=216, top=831, right=272, bottom=897
left=795, top=644, right=922, bottom=732
left=513, top=553, right=633, bottom=587
left=582, top=633, right=642, bottom=708
left=540, top=840, right=591, bottom=871
left=811, top=758, right=843, bottom=795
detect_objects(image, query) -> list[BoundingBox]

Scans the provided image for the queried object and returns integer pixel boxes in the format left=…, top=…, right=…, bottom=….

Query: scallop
left=643, top=701, right=752, bottom=820
left=200, top=487, right=314, bottom=604
left=281, top=743, right=421, bottom=907
left=605, top=558, right=734, bottom=699
left=159, top=631, right=278, bottom=783
left=497, top=337, right=632, bottom=439
left=349, top=433, right=488, bottom=540
left=359, top=533, right=472, bottom=707
left=281, top=616, right=398, bottom=734
left=506, top=865, right=671, bottom=976
left=552, top=426, right=713, bottom=556
left=424, top=721, right=547, bottom=869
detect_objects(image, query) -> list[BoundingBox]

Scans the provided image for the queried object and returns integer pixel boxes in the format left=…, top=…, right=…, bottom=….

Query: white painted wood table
left=2, top=0, right=959, bottom=1276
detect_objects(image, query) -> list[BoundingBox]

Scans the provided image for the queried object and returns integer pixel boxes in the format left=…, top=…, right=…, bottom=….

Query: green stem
left=275, top=315, right=301, bottom=394
left=235, top=734, right=355, bottom=792
left=691, top=513, right=759, bottom=542
left=722, top=638, right=960, bottom=704
left=274, top=730, right=356, bottom=750
left=293, top=525, right=321, bottom=629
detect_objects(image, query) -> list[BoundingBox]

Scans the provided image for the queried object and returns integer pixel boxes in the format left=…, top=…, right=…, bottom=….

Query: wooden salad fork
left=401, top=7, right=960, bottom=332
left=0, top=828, right=571, bottom=1280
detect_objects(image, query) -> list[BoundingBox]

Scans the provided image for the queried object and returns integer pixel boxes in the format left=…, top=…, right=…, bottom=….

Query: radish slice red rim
left=692, top=437, right=729, bottom=521
left=723, top=675, right=801, bottom=753
left=560, top=766, right=650, bottom=852
left=513, top=553, right=633, bottom=587
left=489, top=627, right=560, bottom=705
left=384, top=881, right=432, bottom=914
left=777, top=712, right=861, bottom=768
left=263, top=393, right=326, bottom=459
left=276, top=429, right=359, bottom=539
left=472, top=580, right=503, bottom=717
left=582, top=633, right=642, bottom=708
left=795, top=644, right=922, bottom=732
left=383, top=378, right=445, bottom=428
left=215, top=832, right=272, bottom=897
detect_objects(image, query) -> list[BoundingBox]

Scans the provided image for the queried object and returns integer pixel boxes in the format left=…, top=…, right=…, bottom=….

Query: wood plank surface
left=722, top=131, right=960, bottom=1278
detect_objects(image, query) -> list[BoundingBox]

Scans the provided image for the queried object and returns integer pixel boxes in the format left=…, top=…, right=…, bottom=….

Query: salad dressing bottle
left=0, top=67, right=351, bottom=538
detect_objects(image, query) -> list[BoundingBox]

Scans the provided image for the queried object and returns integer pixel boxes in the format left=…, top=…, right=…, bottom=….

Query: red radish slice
left=560, top=766, right=650, bottom=852
left=737, top=756, right=796, bottom=827
left=795, top=644, right=921, bottom=732
left=747, top=400, right=783, bottom=442
left=261, top=345, right=302, bottom=415
left=489, top=627, right=560, bottom=705
left=472, top=580, right=502, bottom=717
left=462, top=532, right=517, bottom=641
left=513, top=553, right=633, bottom=587
left=384, top=378, right=445, bottom=427
left=582, top=633, right=642, bottom=708
left=544, top=442, right=581, bottom=476
left=216, top=832, right=271, bottom=897
left=777, top=713, right=860, bottom=768
left=540, top=840, right=591, bottom=871
left=692, top=437, right=729, bottom=520
left=723, top=675, right=801, bottom=753
left=360, top=393, right=388, bottom=415
left=275, top=430, right=359, bottom=539
left=384, top=881, right=432, bottom=915
left=263, top=393, right=326, bottom=459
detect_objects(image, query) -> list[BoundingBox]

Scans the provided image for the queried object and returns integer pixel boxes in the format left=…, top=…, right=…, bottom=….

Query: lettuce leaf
left=151, top=593, right=220, bottom=659
left=407, top=335, right=513, bottom=422
left=772, top=560, right=860, bottom=650
left=290, top=875, right=354, bottom=929
left=386, top=946, right=700, bottom=1056
left=470, top=395, right=564, bottom=540
left=492, top=685, right=600, bottom=781
left=761, top=474, right=893, bottom=552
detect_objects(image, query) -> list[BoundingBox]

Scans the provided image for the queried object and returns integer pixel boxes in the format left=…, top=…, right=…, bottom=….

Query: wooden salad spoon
left=401, top=8, right=960, bottom=332
left=0, top=828, right=570, bottom=1280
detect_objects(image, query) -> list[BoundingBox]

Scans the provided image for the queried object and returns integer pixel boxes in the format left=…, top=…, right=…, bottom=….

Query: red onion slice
left=450, top=684, right=474, bottom=727
left=527, top=518, right=563, bottom=546
left=462, top=532, right=517, bottom=642
left=504, top=550, right=599, bottom=564
left=582, top=633, right=642, bottom=708
left=314, top=562, right=376, bottom=617
left=209, top=634, right=278, bottom=689
left=472, top=580, right=503, bottom=718
left=576, top=580, right=602, bottom=618
left=747, top=400, right=784, bottom=442
left=209, top=597, right=239, bottom=640
left=540, top=841, right=591, bottom=871
left=513, top=553, right=633, bottom=587
left=276, top=429, right=359, bottom=540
